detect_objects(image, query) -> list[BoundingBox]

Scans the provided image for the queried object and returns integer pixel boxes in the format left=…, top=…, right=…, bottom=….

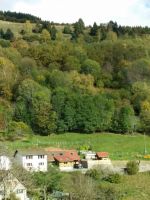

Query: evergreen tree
left=0, top=28, right=4, bottom=38
left=90, top=22, right=99, bottom=36
left=4, top=28, right=14, bottom=41
left=50, top=26, right=57, bottom=40
left=73, top=18, right=85, bottom=39
left=63, top=25, right=72, bottom=34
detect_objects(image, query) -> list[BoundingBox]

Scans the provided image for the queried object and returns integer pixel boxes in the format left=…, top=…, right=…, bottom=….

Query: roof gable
left=96, top=152, right=109, bottom=158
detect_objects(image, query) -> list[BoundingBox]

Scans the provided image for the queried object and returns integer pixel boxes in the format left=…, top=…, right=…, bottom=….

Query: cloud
left=0, top=0, right=149, bottom=26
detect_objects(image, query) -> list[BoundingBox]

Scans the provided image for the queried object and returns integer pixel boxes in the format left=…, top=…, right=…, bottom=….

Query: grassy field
left=2, top=132, right=150, bottom=160
left=110, top=172, right=150, bottom=200
left=0, top=20, right=67, bottom=37
left=0, top=20, right=24, bottom=36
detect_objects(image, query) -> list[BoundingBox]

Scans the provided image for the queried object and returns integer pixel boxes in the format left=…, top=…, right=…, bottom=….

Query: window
left=16, top=189, right=24, bottom=194
left=39, top=162, right=44, bottom=166
left=27, top=163, right=32, bottom=166
left=38, top=155, right=44, bottom=159
left=26, top=155, right=33, bottom=159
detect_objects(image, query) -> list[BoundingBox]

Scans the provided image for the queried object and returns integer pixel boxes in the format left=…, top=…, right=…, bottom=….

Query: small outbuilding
left=96, top=152, right=109, bottom=160
left=54, top=150, right=80, bottom=171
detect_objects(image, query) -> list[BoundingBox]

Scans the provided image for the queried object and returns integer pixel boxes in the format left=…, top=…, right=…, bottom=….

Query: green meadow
left=0, top=20, right=24, bottom=36
left=101, top=172, right=150, bottom=200
left=3, top=133, right=150, bottom=160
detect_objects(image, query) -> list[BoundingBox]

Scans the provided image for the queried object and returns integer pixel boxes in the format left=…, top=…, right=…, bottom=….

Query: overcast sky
left=1, top=0, right=150, bottom=26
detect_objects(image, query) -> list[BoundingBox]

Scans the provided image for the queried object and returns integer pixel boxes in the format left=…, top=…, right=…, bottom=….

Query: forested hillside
left=0, top=11, right=41, bottom=23
left=1, top=13, right=150, bottom=138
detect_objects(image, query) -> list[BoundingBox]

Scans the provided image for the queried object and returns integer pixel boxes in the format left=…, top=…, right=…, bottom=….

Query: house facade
left=0, top=174, right=28, bottom=200
left=81, top=152, right=112, bottom=169
left=14, top=149, right=48, bottom=172
left=0, top=156, right=11, bottom=170
left=84, top=151, right=96, bottom=160
left=44, top=148, right=81, bottom=171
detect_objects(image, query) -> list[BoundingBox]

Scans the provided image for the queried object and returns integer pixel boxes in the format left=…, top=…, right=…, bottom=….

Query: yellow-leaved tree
left=0, top=57, right=18, bottom=99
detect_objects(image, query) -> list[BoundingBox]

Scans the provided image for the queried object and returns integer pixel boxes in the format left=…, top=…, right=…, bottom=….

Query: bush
left=99, top=185, right=121, bottom=200
left=104, top=173, right=121, bottom=183
left=126, top=160, right=139, bottom=175
left=85, top=169, right=100, bottom=180
left=0, top=39, right=11, bottom=47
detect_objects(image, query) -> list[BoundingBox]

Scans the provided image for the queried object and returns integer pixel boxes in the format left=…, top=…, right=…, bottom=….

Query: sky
left=1, top=0, right=150, bottom=26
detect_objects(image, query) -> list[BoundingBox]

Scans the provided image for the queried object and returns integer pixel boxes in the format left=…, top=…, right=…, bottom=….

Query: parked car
left=74, top=163, right=83, bottom=169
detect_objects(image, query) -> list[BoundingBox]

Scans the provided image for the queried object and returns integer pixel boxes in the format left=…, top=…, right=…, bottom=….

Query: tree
left=0, top=28, right=4, bottom=39
left=75, top=95, right=100, bottom=133
left=140, top=100, right=150, bottom=133
left=50, top=26, right=57, bottom=40
left=80, top=58, right=101, bottom=81
left=6, top=121, right=32, bottom=140
left=93, top=94, right=115, bottom=132
left=63, top=56, right=81, bottom=71
left=63, top=25, right=72, bottom=34
left=106, top=31, right=118, bottom=41
left=24, top=20, right=32, bottom=34
left=52, top=87, right=74, bottom=132
left=69, top=71, right=96, bottom=94
left=41, top=29, right=50, bottom=42
left=73, top=18, right=85, bottom=39
left=19, top=57, right=37, bottom=78
left=112, top=104, right=136, bottom=134
left=33, top=166, right=62, bottom=196
left=4, top=29, right=14, bottom=41
left=0, top=99, right=13, bottom=136
left=0, top=57, right=18, bottom=99
left=3, top=47, right=21, bottom=66
left=90, top=22, right=99, bottom=36
left=32, top=23, right=43, bottom=33
left=132, top=81, right=150, bottom=114
left=46, top=70, right=71, bottom=89
left=15, top=79, right=57, bottom=135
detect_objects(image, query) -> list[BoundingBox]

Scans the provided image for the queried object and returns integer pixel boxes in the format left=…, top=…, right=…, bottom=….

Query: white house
left=0, top=173, right=28, bottom=200
left=0, top=155, right=11, bottom=170
left=81, top=152, right=112, bottom=169
left=14, top=149, right=48, bottom=172
left=80, top=151, right=96, bottom=160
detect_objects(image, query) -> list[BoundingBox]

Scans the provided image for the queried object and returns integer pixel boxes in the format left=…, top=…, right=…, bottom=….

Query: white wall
left=85, top=153, right=96, bottom=160
left=82, top=159, right=112, bottom=169
left=22, top=155, right=48, bottom=172
left=0, top=176, right=28, bottom=200
left=14, top=183, right=28, bottom=200
left=0, top=156, right=11, bottom=170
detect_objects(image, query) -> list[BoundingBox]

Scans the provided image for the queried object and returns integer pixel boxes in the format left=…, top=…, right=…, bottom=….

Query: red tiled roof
left=44, top=148, right=80, bottom=162
left=96, top=152, right=109, bottom=158
left=54, top=151, right=80, bottom=163
left=54, top=155, right=73, bottom=162
left=64, top=152, right=80, bottom=161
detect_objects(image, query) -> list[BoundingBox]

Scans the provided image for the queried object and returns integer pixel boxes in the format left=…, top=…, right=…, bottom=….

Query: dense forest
left=0, top=12, right=150, bottom=138
left=0, top=10, right=41, bottom=23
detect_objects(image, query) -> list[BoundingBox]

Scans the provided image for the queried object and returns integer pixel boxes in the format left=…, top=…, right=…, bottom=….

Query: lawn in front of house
left=2, top=132, right=150, bottom=160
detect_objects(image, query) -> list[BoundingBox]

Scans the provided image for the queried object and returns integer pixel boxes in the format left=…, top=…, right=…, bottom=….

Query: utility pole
left=144, top=132, right=147, bottom=154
